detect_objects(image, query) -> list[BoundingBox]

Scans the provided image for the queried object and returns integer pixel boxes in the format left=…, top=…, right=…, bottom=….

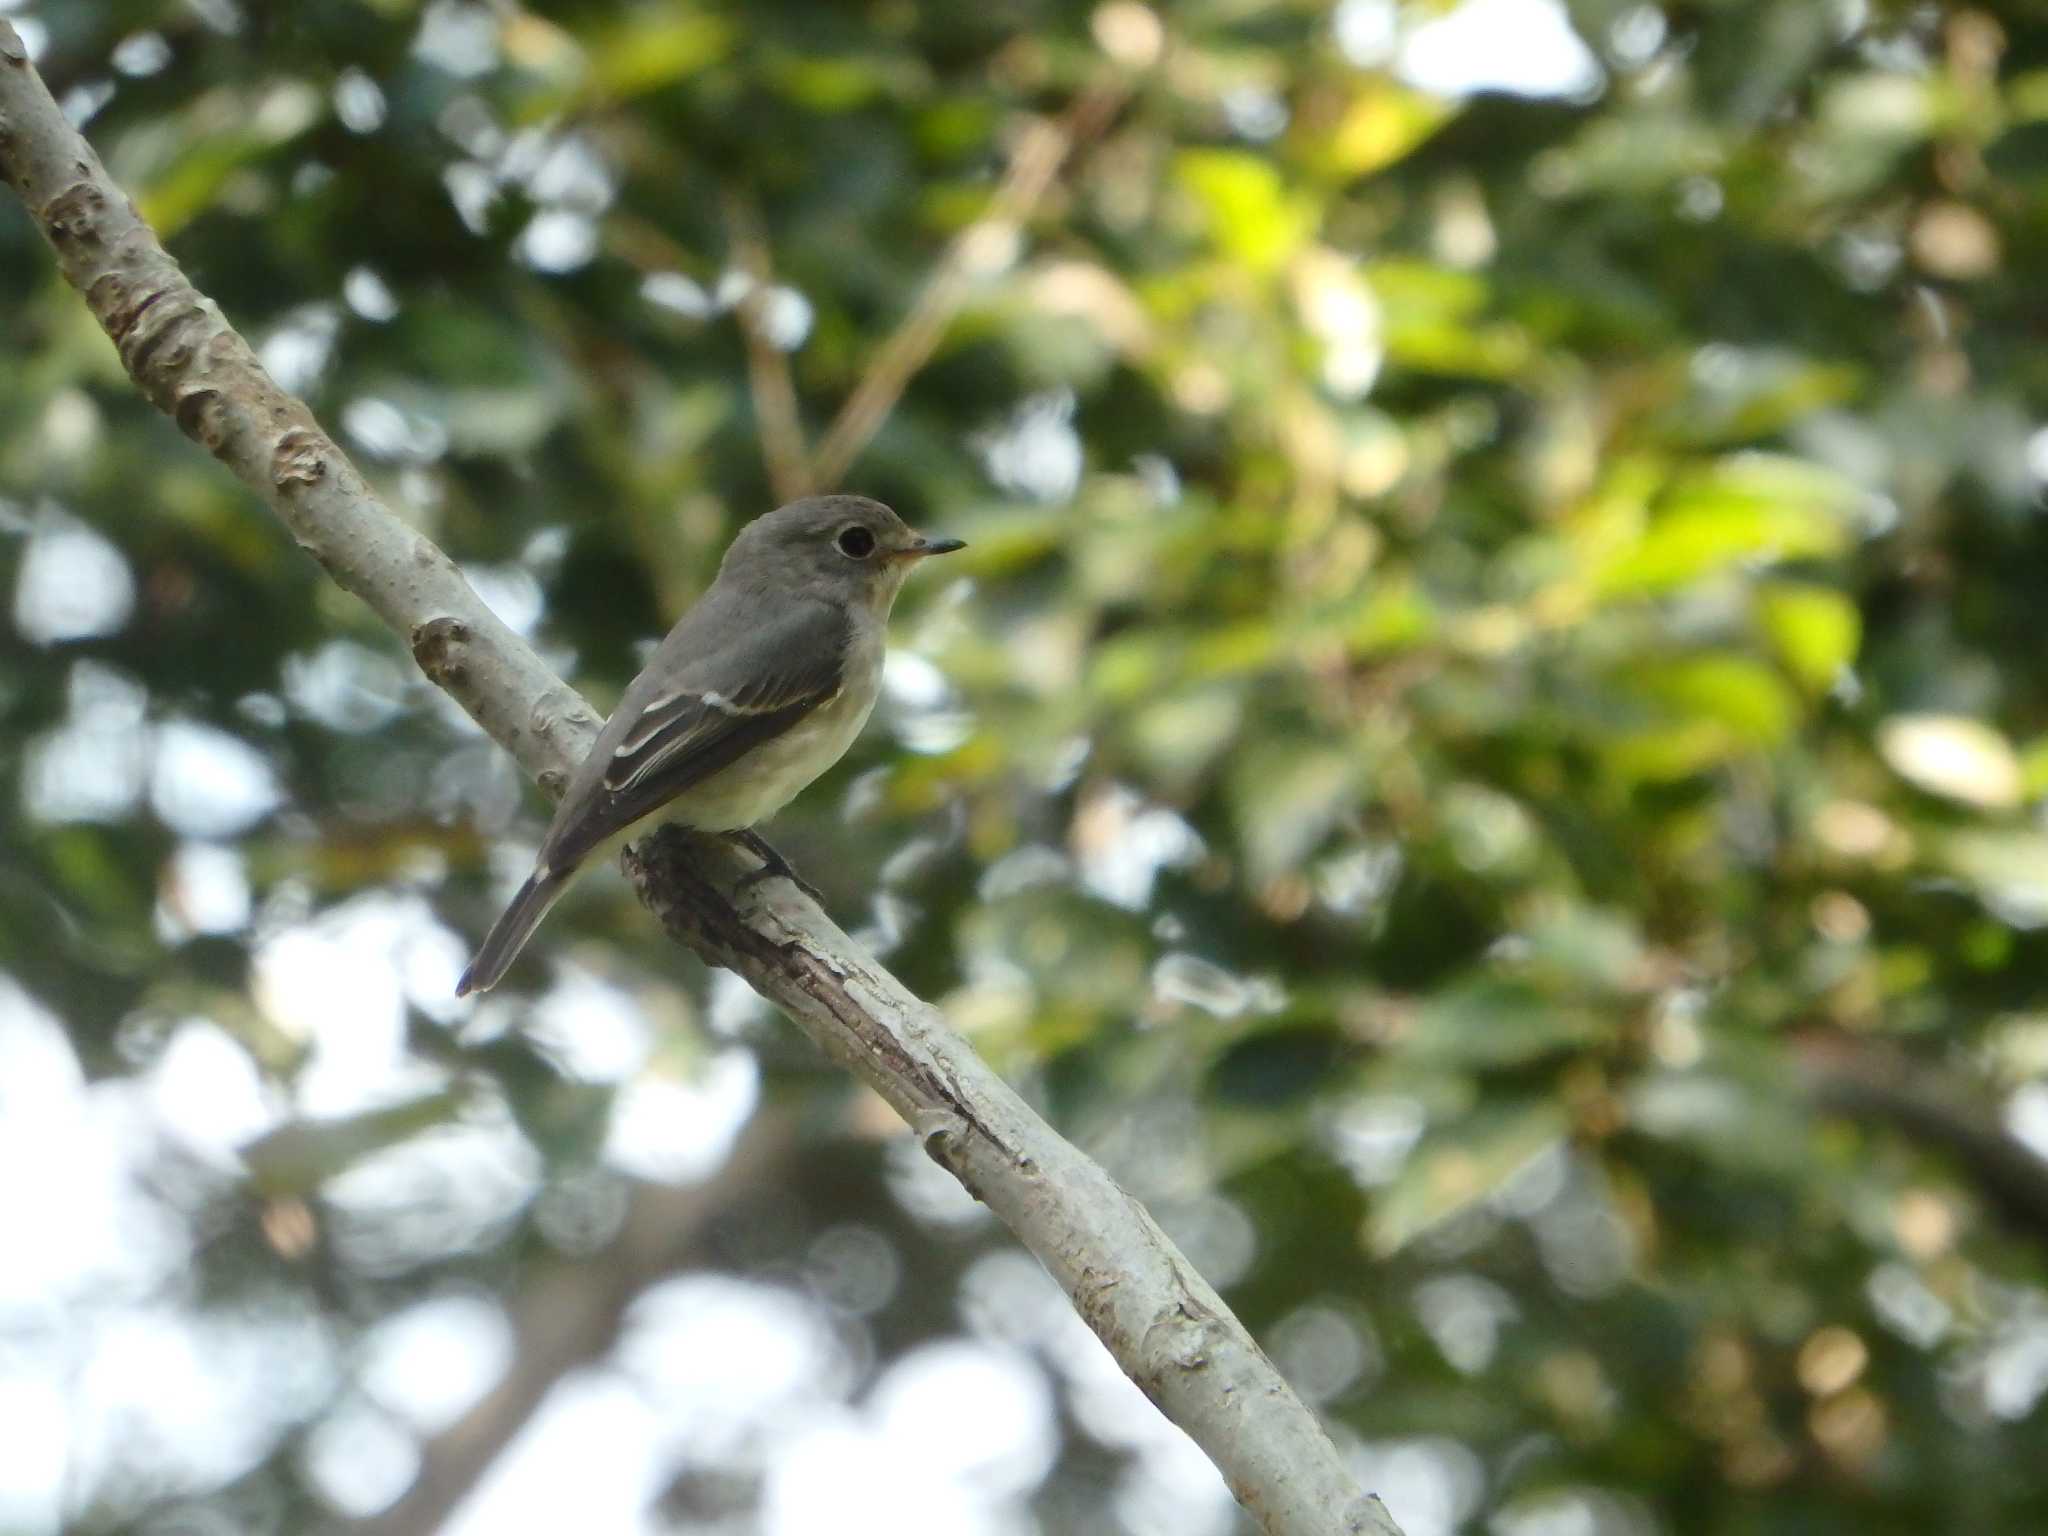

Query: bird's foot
left=726, top=829, right=827, bottom=907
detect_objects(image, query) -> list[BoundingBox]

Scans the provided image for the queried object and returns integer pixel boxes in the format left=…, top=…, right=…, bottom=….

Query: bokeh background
left=8, top=0, right=2048, bottom=1532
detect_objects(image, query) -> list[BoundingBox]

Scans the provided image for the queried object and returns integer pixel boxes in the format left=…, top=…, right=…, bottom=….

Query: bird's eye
left=836, top=525, right=877, bottom=559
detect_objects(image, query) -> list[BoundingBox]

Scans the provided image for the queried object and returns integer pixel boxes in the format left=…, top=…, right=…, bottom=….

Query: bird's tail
left=457, top=865, right=571, bottom=996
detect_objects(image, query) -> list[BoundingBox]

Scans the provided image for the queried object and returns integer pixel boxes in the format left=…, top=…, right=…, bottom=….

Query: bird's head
left=723, top=494, right=965, bottom=609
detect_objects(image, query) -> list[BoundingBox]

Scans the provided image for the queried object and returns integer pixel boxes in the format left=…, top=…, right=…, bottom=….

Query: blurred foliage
left=10, top=0, right=2048, bottom=1532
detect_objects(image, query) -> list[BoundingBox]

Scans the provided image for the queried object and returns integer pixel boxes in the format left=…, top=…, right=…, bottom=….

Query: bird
left=456, top=494, right=964, bottom=995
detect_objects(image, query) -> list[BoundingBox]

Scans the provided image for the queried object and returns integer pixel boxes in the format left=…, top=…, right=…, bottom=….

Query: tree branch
left=0, top=28, right=1399, bottom=1536
left=724, top=189, right=815, bottom=502
left=809, top=81, right=1128, bottom=486
left=1804, top=1039, right=2048, bottom=1246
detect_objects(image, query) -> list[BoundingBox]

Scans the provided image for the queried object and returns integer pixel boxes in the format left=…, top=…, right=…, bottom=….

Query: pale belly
left=668, top=681, right=880, bottom=831
left=652, top=623, right=885, bottom=834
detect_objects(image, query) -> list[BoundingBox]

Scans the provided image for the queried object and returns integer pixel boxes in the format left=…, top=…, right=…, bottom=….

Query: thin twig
left=724, top=189, right=814, bottom=501
left=810, top=81, right=1128, bottom=486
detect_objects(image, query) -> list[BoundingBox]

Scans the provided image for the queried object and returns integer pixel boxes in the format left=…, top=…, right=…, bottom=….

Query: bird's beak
left=901, top=534, right=966, bottom=559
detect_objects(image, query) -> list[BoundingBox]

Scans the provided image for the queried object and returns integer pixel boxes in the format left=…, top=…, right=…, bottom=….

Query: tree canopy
left=7, top=1, right=2048, bottom=1533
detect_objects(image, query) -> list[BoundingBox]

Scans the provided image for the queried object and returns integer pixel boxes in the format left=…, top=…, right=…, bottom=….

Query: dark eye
left=836, top=525, right=876, bottom=559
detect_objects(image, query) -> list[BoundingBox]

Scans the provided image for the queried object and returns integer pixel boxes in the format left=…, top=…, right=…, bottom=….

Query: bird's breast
left=666, top=622, right=886, bottom=832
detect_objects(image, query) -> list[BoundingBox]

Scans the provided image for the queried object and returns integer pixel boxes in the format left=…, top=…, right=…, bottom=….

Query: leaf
left=765, top=52, right=899, bottom=112
left=1366, top=1100, right=1568, bottom=1255
left=584, top=13, right=734, bottom=102
left=1628, top=653, right=1800, bottom=749
left=1594, top=455, right=1860, bottom=597
left=1364, top=260, right=1490, bottom=323
left=1436, top=782, right=1541, bottom=878
left=1129, top=688, right=1245, bottom=788
left=1604, top=718, right=1741, bottom=782
left=1628, top=1070, right=1811, bottom=1175
left=1669, top=353, right=1864, bottom=445
left=1541, top=108, right=1724, bottom=196
left=136, top=84, right=324, bottom=238
left=1518, top=905, right=1648, bottom=992
left=1820, top=72, right=1936, bottom=145
left=1338, top=577, right=1439, bottom=656
left=1316, top=81, right=1457, bottom=179
left=1755, top=581, right=1860, bottom=694
left=1187, top=620, right=1281, bottom=679
left=1408, top=978, right=1608, bottom=1070
left=1175, top=149, right=1317, bottom=273
left=1229, top=743, right=1359, bottom=882
left=1090, top=628, right=1186, bottom=701
left=1366, top=260, right=1531, bottom=378
left=1381, top=318, right=1533, bottom=379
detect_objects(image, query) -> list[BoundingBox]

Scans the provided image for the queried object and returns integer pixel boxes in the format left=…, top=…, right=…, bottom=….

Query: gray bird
left=457, top=494, right=964, bottom=995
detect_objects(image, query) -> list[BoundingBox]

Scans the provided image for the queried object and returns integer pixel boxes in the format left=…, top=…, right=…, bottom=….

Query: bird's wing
left=541, top=598, right=849, bottom=865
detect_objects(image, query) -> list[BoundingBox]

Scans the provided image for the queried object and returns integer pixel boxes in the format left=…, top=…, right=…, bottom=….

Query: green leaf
left=765, top=52, right=899, bottom=112
left=1604, top=718, right=1741, bottom=782
left=1187, top=620, right=1282, bottom=679
left=1628, top=1069, right=1811, bottom=1175
left=1408, top=978, right=1608, bottom=1069
left=135, top=84, right=324, bottom=238
left=1595, top=455, right=1859, bottom=597
left=1175, top=149, right=1316, bottom=273
left=1519, top=905, right=1648, bottom=992
left=1364, top=261, right=1529, bottom=377
left=1313, top=80, right=1457, bottom=179
left=1090, top=628, right=1185, bottom=701
left=1338, top=577, right=1439, bottom=656
left=2018, top=734, right=2048, bottom=799
left=1628, top=652, right=1799, bottom=749
left=1665, top=352, right=1864, bottom=446
left=1230, top=743, right=1359, bottom=882
left=1366, top=1099, right=1568, bottom=1255
left=583, top=13, right=734, bottom=102
left=1128, top=688, right=1245, bottom=788
left=1755, top=581, right=1860, bottom=693
left=1820, top=71, right=1937, bottom=145
left=1364, top=260, right=1490, bottom=323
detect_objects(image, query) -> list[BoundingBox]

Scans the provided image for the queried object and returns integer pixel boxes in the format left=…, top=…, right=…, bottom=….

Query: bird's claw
left=727, top=829, right=827, bottom=907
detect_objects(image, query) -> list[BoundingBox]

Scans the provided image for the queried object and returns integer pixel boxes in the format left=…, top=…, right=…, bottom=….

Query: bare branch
left=1805, top=1039, right=2048, bottom=1245
left=724, top=189, right=815, bottom=502
left=810, top=81, right=1128, bottom=487
left=0, top=28, right=1399, bottom=1536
